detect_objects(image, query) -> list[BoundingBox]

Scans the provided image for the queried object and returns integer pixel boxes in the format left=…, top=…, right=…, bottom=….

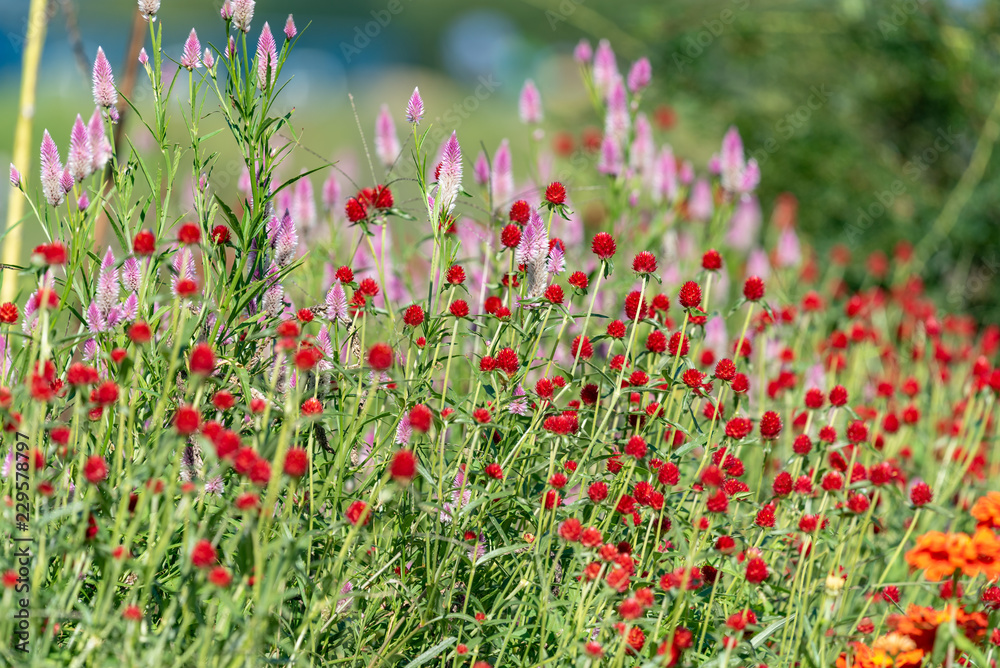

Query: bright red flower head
left=190, top=539, right=216, bottom=568
left=178, top=222, right=201, bottom=245
left=501, top=224, right=521, bottom=248
left=679, top=281, right=702, bottom=309
left=509, top=199, right=531, bottom=224
left=284, top=447, right=308, bottom=477
left=591, top=232, right=617, bottom=260
left=0, top=302, right=18, bottom=324
left=545, top=181, right=567, bottom=205
left=743, top=276, right=765, bottom=301
left=390, top=449, right=417, bottom=483
left=632, top=251, right=657, bottom=274
left=368, top=343, right=393, bottom=371
left=133, top=229, right=156, bottom=255
left=84, top=455, right=107, bottom=484
left=189, top=343, right=216, bottom=375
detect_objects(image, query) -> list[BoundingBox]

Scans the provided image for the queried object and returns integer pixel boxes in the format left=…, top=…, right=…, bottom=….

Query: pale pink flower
left=9, top=164, right=20, bottom=189
left=67, top=115, right=93, bottom=183
left=473, top=151, right=489, bottom=186
left=688, top=179, right=713, bottom=222
left=92, top=47, right=117, bottom=108
left=375, top=105, right=400, bottom=168
left=405, top=87, right=424, bottom=124
left=719, top=126, right=760, bottom=194
left=325, top=280, right=348, bottom=323
left=776, top=228, right=802, bottom=268
left=138, top=48, right=148, bottom=66
left=725, top=196, right=762, bottom=250
left=592, top=39, right=619, bottom=97
left=436, top=132, right=463, bottom=216
left=232, top=0, right=255, bottom=32
left=284, top=14, right=297, bottom=40
left=180, top=29, right=201, bottom=70
left=88, top=109, right=111, bottom=172
left=519, top=79, right=543, bottom=124
left=203, top=48, right=215, bottom=69
left=604, top=77, right=629, bottom=143
left=39, top=130, right=65, bottom=207
left=597, top=135, right=622, bottom=176
left=627, top=57, right=652, bottom=93
left=491, top=139, right=512, bottom=207
left=573, top=39, right=592, bottom=64
left=137, top=0, right=160, bottom=21
left=256, top=22, right=278, bottom=88
left=321, top=172, right=340, bottom=214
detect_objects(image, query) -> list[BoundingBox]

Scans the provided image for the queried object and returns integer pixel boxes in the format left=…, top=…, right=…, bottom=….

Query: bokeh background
left=2, top=0, right=999, bottom=321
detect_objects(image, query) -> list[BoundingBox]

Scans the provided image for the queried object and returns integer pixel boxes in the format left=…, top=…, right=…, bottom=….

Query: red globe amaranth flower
left=368, top=343, right=393, bottom=371
left=390, top=449, right=417, bottom=482
left=745, top=557, right=769, bottom=584
left=591, top=232, right=617, bottom=260
left=910, top=481, right=933, bottom=506
left=450, top=300, right=469, bottom=318
left=632, top=251, right=657, bottom=274
left=743, top=276, right=765, bottom=301
left=829, top=385, right=848, bottom=406
left=401, top=304, right=425, bottom=328
left=178, top=222, right=201, bottom=245
left=208, top=566, right=232, bottom=587
left=571, top=335, right=593, bottom=360
left=133, top=230, right=156, bottom=255
left=346, top=197, right=367, bottom=222
left=545, top=181, right=567, bottom=206
left=301, top=398, right=322, bottom=416
left=84, top=455, right=107, bottom=484
left=446, top=265, right=465, bottom=285
left=679, top=281, right=702, bottom=309
left=345, top=500, right=371, bottom=526
left=406, top=404, right=433, bottom=433
left=191, top=539, right=217, bottom=568
left=336, top=266, right=354, bottom=284
left=174, top=405, right=201, bottom=434
left=702, top=249, right=722, bottom=270
left=544, top=284, right=564, bottom=304
left=0, top=302, right=18, bottom=324
left=189, top=343, right=216, bottom=375
left=509, top=199, right=530, bottom=223
left=759, top=411, right=782, bottom=439
left=568, top=271, right=588, bottom=290
left=494, top=347, right=519, bottom=375
left=211, top=225, right=231, bottom=244
left=501, top=224, right=521, bottom=248
left=284, top=447, right=308, bottom=476
left=122, top=605, right=142, bottom=621
left=176, top=279, right=198, bottom=297
left=558, top=518, right=582, bottom=541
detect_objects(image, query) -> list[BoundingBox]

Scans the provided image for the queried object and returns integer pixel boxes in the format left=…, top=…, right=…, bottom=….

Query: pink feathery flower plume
left=137, top=0, right=160, bottom=21
left=719, top=126, right=760, bottom=194
left=517, top=210, right=549, bottom=300
left=375, top=105, right=400, bottom=168
left=271, top=210, right=298, bottom=267
left=67, top=115, right=93, bottom=183
left=776, top=228, right=802, bottom=268
left=574, top=39, right=592, bottom=64
left=180, top=29, right=201, bottom=70
left=256, top=22, right=277, bottom=88
left=10, top=164, right=20, bottom=189
left=321, top=172, right=340, bottom=215
left=491, top=139, right=512, bottom=208
left=59, top=169, right=73, bottom=196
left=97, top=248, right=119, bottom=314
left=630, top=113, right=654, bottom=173
left=592, top=39, right=619, bottom=98
left=473, top=151, right=489, bottom=186
left=395, top=413, right=412, bottom=446
left=604, top=77, right=630, bottom=143
left=315, top=326, right=334, bottom=371
left=284, top=15, right=297, bottom=40
left=725, top=195, right=761, bottom=250
left=405, top=87, right=424, bottom=124
left=597, top=135, right=622, bottom=176
left=203, top=48, right=216, bottom=70
left=220, top=1, right=233, bottom=21
left=519, top=80, right=543, bottom=124
left=436, top=131, right=462, bottom=216
left=652, top=146, right=678, bottom=204
left=688, top=179, right=713, bottom=222
left=325, top=280, right=348, bottom=323
left=92, top=47, right=117, bottom=108
left=88, top=109, right=111, bottom=173
left=292, top=175, right=317, bottom=236
left=232, top=0, right=255, bottom=32
left=627, top=57, right=652, bottom=94
left=40, top=130, right=65, bottom=207
left=138, top=48, right=148, bottom=66
left=225, top=36, right=237, bottom=60
left=121, top=257, right=142, bottom=293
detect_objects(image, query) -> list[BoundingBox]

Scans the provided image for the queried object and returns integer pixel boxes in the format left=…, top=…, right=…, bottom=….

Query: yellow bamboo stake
left=1, top=0, right=50, bottom=302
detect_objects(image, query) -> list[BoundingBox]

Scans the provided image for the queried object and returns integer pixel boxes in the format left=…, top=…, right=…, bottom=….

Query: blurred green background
left=2, top=0, right=999, bottom=322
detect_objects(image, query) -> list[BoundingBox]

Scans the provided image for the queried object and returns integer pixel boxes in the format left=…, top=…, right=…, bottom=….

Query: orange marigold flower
left=904, top=531, right=968, bottom=581
left=972, top=491, right=1000, bottom=529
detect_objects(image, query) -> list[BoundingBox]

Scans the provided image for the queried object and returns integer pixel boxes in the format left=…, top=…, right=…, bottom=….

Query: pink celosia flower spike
left=220, top=1, right=233, bottom=21
left=437, top=131, right=462, bottom=215
left=322, top=172, right=340, bottom=214
left=627, top=57, right=652, bottom=94
left=203, top=48, right=216, bottom=70
left=325, top=280, right=348, bottom=323
left=137, top=0, right=160, bottom=21
left=574, top=39, right=593, bottom=64
left=473, top=151, right=489, bottom=186
left=10, top=164, right=20, bottom=189
left=256, top=22, right=278, bottom=88
left=604, top=77, right=630, bottom=143
left=719, top=126, right=760, bottom=194
left=375, top=105, right=400, bottom=169
left=67, top=114, right=93, bottom=183
left=138, top=48, right=148, bottom=66
left=592, top=39, right=619, bottom=97
left=519, top=79, right=543, bottom=124
left=88, top=108, right=112, bottom=173
left=180, top=29, right=202, bottom=70
left=597, top=135, right=622, bottom=176
left=491, top=139, right=512, bottom=207
left=406, top=87, right=424, bottom=125
left=39, top=130, right=65, bottom=207
left=92, top=47, right=117, bottom=108
left=232, top=0, right=255, bottom=32
left=284, top=15, right=297, bottom=40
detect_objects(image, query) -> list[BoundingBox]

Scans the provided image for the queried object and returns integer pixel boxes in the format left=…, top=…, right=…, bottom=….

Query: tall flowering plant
left=1, top=5, right=999, bottom=667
